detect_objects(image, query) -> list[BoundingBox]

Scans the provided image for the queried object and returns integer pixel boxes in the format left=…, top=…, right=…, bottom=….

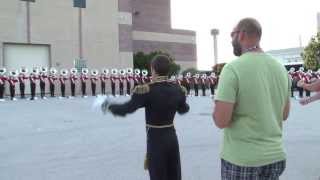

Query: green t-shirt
left=216, top=52, right=290, bottom=167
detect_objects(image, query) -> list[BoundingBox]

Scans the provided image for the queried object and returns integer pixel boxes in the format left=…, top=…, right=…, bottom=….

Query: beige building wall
left=0, top=0, right=127, bottom=70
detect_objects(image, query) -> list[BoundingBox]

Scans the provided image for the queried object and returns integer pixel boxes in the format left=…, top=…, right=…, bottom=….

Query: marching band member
left=0, top=67, right=6, bottom=101
left=29, top=68, right=39, bottom=100
left=126, top=68, right=133, bottom=96
left=18, top=67, right=28, bottom=99
left=90, top=69, right=99, bottom=96
left=110, top=69, right=118, bottom=97
left=183, top=72, right=191, bottom=96
left=119, top=69, right=126, bottom=96
left=288, top=67, right=296, bottom=97
left=39, top=67, right=48, bottom=99
left=208, top=72, right=217, bottom=96
left=8, top=70, right=18, bottom=101
left=48, top=68, right=58, bottom=97
left=304, top=69, right=313, bottom=97
left=80, top=68, right=89, bottom=98
left=100, top=69, right=109, bottom=95
left=141, top=69, right=149, bottom=84
left=297, top=67, right=305, bottom=98
left=70, top=68, right=78, bottom=98
left=133, top=69, right=141, bottom=87
left=200, top=74, right=207, bottom=96
left=176, top=74, right=183, bottom=86
left=193, top=73, right=200, bottom=96
left=59, top=69, right=68, bottom=98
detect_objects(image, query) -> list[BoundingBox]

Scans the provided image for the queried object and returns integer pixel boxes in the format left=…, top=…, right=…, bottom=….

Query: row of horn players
left=0, top=67, right=149, bottom=77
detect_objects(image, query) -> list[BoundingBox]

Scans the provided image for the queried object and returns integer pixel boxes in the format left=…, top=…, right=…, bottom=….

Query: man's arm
left=283, top=99, right=290, bottom=121
left=212, top=65, right=238, bottom=129
left=213, top=101, right=235, bottom=129
left=108, top=85, right=148, bottom=116
left=298, top=79, right=320, bottom=92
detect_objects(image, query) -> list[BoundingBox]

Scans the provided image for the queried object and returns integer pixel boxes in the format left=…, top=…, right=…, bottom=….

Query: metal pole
left=213, top=35, right=218, bottom=65
left=26, top=1, right=31, bottom=43
left=211, top=29, right=219, bottom=66
left=79, top=8, right=83, bottom=59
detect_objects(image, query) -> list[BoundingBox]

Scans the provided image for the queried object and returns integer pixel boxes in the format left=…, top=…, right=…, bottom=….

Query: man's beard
left=232, top=39, right=242, bottom=57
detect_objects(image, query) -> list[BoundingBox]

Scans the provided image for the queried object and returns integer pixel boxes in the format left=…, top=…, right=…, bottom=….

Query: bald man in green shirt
left=213, top=18, right=291, bottom=180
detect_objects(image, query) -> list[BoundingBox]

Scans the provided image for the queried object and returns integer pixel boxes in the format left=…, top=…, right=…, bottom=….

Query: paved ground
left=0, top=95, right=319, bottom=180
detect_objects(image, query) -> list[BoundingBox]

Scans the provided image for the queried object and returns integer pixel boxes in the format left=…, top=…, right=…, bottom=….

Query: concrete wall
left=0, top=0, right=124, bottom=70
left=131, top=0, right=197, bottom=70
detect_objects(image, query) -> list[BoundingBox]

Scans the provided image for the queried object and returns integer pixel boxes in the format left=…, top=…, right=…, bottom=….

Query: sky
left=171, top=0, right=320, bottom=70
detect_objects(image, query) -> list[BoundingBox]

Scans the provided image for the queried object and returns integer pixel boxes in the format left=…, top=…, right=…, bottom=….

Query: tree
left=302, top=32, right=320, bottom=70
left=212, top=63, right=227, bottom=75
left=133, top=51, right=181, bottom=76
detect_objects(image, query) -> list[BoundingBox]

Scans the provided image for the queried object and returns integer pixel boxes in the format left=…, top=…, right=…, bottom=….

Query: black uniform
left=29, top=74, right=37, bottom=100
left=107, top=76, right=189, bottom=180
left=39, top=74, right=46, bottom=99
left=18, top=74, right=26, bottom=98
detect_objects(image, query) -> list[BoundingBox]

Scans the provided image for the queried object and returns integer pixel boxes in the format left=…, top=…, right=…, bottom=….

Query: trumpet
left=20, top=67, right=28, bottom=74
left=126, top=68, right=133, bottom=75
left=60, top=69, right=69, bottom=76
left=201, top=74, right=207, bottom=78
left=32, top=68, right=39, bottom=75
left=186, top=72, right=191, bottom=78
left=134, top=69, right=140, bottom=75
left=119, top=69, right=126, bottom=76
left=111, top=68, right=118, bottom=75
left=10, top=70, right=18, bottom=77
left=91, top=69, right=99, bottom=76
left=0, top=67, right=7, bottom=75
left=102, top=68, right=109, bottom=75
left=70, top=68, right=78, bottom=75
left=41, top=67, right=48, bottom=73
left=50, top=67, right=57, bottom=75
left=141, top=69, right=148, bottom=76
left=82, top=68, right=89, bottom=75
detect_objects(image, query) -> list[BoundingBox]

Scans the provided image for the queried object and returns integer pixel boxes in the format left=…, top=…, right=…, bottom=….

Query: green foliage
left=181, top=68, right=199, bottom=75
left=133, top=51, right=181, bottom=76
left=302, top=32, right=320, bottom=70
left=212, top=63, right=227, bottom=75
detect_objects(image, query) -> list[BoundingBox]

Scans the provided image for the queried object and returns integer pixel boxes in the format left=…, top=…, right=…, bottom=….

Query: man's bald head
left=236, top=18, right=262, bottom=40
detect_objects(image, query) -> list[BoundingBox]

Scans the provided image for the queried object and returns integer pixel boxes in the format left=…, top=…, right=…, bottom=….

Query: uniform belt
left=146, top=123, right=174, bottom=129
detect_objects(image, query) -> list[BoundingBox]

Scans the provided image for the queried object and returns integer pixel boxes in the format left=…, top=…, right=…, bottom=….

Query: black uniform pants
left=111, top=82, right=116, bottom=96
left=91, top=83, right=96, bottom=96
left=30, top=83, right=36, bottom=100
left=126, top=82, right=131, bottom=95
left=185, top=84, right=190, bottom=95
left=306, top=90, right=311, bottom=97
left=147, top=128, right=181, bottom=180
left=20, top=83, right=25, bottom=98
left=101, top=82, right=106, bottom=95
left=194, top=84, right=199, bottom=96
left=81, top=82, right=86, bottom=96
left=119, top=83, right=124, bottom=96
left=298, top=87, right=304, bottom=98
left=40, top=81, right=45, bottom=98
left=10, top=85, right=15, bottom=99
left=210, top=84, right=215, bottom=95
left=201, top=84, right=206, bottom=96
left=71, top=83, right=75, bottom=97
left=50, top=83, right=55, bottom=97
left=61, top=84, right=66, bottom=97
left=0, top=84, right=4, bottom=99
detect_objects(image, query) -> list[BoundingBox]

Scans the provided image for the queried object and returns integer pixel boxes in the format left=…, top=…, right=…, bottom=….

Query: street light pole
left=211, top=29, right=219, bottom=66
